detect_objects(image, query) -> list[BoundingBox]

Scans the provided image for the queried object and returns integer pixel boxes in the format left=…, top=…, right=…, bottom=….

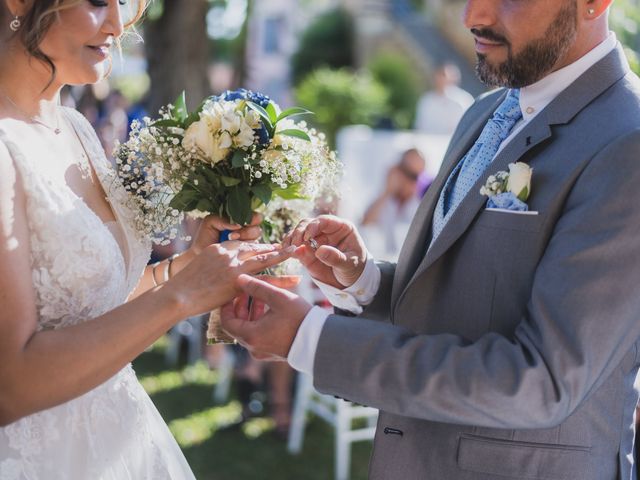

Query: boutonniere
left=479, top=162, right=532, bottom=211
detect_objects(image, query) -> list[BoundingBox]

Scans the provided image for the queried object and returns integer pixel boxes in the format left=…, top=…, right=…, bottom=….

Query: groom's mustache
left=471, top=27, right=510, bottom=46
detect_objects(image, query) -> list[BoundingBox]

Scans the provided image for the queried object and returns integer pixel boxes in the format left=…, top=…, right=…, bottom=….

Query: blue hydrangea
left=218, top=88, right=271, bottom=108
left=215, top=89, right=272, bottom=146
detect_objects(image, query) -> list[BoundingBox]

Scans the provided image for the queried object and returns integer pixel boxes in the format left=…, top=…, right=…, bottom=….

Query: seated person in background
left=361, top=148, right=426, bottom=260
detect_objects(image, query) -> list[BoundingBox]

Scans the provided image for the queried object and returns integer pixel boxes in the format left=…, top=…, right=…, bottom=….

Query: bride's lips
left=86, top=44, right=111, bottom=59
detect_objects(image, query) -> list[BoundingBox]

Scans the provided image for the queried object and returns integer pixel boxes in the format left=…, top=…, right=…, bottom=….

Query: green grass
left=132, top=339, right=372, bottom=480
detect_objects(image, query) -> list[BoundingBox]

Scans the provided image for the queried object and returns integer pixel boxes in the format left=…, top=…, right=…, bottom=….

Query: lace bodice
left=0, top=110, right=195, bottom=480
left=0, top=108, right=150, bottom=330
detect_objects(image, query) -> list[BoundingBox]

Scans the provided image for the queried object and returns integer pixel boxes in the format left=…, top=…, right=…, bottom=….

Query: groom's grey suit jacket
left=313, top=46, right=640, bottom=479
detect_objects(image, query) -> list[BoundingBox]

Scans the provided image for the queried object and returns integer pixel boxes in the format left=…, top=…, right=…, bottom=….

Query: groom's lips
left=474, top=38, right=506, bottom=54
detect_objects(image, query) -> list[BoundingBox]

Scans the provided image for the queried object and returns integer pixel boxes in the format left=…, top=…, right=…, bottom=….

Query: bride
left=0, top=1, right=294, bottom=478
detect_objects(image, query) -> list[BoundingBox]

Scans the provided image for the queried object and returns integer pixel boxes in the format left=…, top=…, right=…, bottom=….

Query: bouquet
left=114, top=89, right=341, bottom=342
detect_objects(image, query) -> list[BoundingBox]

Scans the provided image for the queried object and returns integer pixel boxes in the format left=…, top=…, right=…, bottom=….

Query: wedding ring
left=308, top=238, right=319, bottom=250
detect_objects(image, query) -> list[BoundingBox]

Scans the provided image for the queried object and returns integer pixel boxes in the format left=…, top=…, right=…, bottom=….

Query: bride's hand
left=189, top=213, right=263, bottom=256
left=166, top=241, right=295, bottom=319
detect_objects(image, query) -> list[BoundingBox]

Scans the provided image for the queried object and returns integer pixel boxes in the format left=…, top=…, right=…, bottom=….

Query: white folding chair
left=288, top=373, right=378, bottom=480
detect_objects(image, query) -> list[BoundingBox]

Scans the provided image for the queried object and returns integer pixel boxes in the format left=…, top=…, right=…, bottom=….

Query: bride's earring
left=9, top=16, right=21, bottom=32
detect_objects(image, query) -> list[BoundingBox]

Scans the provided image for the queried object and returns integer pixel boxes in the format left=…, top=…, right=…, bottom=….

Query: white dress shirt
left=288, top=33, right=618, bottom=376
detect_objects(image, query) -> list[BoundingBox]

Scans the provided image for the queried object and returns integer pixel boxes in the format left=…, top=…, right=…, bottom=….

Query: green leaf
left=250, top=183, right=272, bottom=205
left=169, top=189, right=198, bottom=211
left=221, top=175, right=242, bottom=187
left=231, top=150, right=248, bottom=168
left=247, top=102, right=274, bottom=132
left=173, top=91, right=188, bottom=122
left=276, top=107, right=313, bottom=123
left=197, top=198, right=214, bottom=212
left=227, top=188, right=253, bottom=225
left=517, top=186, right=529, bottom=202
left=199, top=167, right=222, bottom=189
left=278, top=129, right=311, bottom=141
left=265, top=102, right=279, bottom=124
left=274, top=183, right=307, bottom=200
left=152, top=119, right=181, bottom=128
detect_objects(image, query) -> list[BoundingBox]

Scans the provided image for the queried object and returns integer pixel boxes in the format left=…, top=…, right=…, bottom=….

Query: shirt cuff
left=287, top=306, right=330, bottom=376
left=313, top=255, right=381, bottom=314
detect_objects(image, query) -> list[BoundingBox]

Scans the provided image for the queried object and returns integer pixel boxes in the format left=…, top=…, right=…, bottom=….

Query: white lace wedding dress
left=0, top=109, right=196, bottom=479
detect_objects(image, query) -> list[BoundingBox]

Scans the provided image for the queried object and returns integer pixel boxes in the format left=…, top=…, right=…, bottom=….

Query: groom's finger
left=283, top=218, right=313, bottom=248
left=237, top=274, right=293, bottom=309
left=314, top=245, right=352, bottom=269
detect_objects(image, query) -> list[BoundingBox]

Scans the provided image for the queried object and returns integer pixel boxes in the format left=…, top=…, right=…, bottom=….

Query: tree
left=290, top=8, right=356, bottom=86
left=295, top=68, right=389, bottom=148
left=144, top=0, right=212, bottom=112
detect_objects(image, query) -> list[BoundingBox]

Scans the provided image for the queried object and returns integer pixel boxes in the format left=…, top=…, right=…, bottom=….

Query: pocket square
left=485, top=207, right=539, bottom=216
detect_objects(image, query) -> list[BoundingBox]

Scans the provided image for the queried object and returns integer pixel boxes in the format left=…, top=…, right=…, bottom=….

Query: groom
left=222, top=0, right=640, bottom=478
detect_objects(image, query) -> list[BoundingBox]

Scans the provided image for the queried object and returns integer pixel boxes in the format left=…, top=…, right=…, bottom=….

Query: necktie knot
left=491, top=89, right=522, bottom=140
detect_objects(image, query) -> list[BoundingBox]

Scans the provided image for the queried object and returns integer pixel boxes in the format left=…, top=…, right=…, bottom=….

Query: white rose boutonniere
left=480, top=162, right=532, bottom=211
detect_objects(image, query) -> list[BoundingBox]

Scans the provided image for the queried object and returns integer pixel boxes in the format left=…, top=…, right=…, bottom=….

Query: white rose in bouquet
left=183, top=114, right=229, bottom=164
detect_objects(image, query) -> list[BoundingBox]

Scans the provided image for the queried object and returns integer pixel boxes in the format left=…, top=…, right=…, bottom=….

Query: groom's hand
left=283, top=215, right=368, bottom=289
left=220, top=275, right=312, bottom=360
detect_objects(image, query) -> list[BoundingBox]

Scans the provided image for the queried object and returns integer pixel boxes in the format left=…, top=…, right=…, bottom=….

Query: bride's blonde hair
left=1, top=0, right=147, bottom=87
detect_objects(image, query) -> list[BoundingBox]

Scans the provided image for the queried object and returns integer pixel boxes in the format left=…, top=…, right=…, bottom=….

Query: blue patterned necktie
left=431, top=89, right=522, bottom=244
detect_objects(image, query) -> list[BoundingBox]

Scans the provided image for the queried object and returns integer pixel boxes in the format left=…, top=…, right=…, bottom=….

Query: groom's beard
left=474, top=2, right=578, bottom=89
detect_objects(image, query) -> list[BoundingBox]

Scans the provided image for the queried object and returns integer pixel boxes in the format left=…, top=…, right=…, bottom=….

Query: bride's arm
left=0, top=148, right=291, bottom=426
left=127, top=215, right=263, bottom=301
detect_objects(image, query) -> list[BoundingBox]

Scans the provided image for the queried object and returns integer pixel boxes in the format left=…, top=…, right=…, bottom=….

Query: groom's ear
left=580, top=0, right=614, bottom=19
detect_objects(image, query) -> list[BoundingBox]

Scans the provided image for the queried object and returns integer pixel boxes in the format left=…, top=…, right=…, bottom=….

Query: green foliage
left=367, top=52, right=423, bottom=129
left=295, top=68, right=389, bottom=148
left=290, top=8, right=356, bottom=85
left=611, top=0, right=640, bottom=75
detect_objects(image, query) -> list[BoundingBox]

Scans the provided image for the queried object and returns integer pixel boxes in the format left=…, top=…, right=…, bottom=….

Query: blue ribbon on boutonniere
left=487, top=192, right=529, bottom=211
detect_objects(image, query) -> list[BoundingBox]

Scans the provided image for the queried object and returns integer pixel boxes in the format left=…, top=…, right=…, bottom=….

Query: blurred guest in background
left=361, top=148, right=426, bottom=259
left=414, top=62, right=474, bottom=136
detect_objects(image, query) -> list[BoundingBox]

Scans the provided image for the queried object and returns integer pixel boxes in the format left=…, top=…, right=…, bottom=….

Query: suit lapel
left=390, top=96, right=502, bottom=308
left=391, top=45, right=631, bottom=314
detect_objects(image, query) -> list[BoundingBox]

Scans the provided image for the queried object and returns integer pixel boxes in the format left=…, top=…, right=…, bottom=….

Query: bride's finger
left=239, top=246, right=296, bottom=273
left=219, top=240, right=272, bottom=258
left=202, top=215, right=241, bottom=232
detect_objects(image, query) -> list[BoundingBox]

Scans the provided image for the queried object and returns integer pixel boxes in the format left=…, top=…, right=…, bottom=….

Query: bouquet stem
left=206, top=309, right=236, bottom=345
